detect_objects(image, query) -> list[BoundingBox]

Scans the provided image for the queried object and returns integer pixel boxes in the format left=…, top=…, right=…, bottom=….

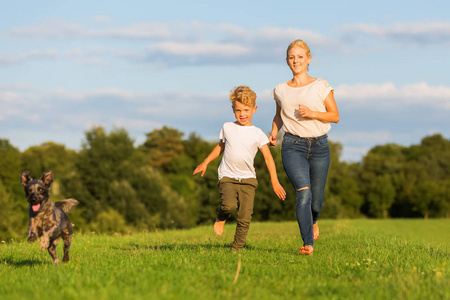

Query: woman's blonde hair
left=229, top=85, right=256, bottom=107
left=286, top=39, right=311, bottom=59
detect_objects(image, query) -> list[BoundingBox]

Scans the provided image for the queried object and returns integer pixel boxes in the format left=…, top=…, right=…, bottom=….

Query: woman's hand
left=269, top=102, right=283, bottom=147
left=298, top=92, right=340, bottom=123
left=298, top=105, right=316, bottom=119
left=268, top=134, right=278, bottom=147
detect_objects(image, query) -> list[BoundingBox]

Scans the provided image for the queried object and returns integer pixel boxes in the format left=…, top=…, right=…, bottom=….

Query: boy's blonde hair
left=229, top=85, right=256, bottom=107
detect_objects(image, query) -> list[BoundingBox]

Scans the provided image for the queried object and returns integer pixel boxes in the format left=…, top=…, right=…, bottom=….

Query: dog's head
left=20, top=171, right=53, bottom=213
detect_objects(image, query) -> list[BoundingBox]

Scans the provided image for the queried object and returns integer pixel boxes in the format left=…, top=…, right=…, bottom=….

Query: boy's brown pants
left=217, top=177, right=258, bottom=250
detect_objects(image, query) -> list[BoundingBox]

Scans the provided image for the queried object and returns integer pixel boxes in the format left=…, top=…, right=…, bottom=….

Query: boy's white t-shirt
left=218, top=122, right=269, bottom=180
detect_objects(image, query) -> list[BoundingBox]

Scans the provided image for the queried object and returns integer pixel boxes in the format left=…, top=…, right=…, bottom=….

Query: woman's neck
left=288, top=73, right=314, bottom=87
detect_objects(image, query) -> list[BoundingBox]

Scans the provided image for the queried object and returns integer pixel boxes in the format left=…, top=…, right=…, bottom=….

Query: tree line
left=1, top=126, right=449, bottom=240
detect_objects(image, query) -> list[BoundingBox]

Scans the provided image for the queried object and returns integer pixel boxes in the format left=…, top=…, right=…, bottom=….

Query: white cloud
left=7, top=19, right=174, bottom=40
left=254, top=27, right=333, bottom=47
left=3, top=19, right=340, bottom=67
left=0, top=85, right=228, bottom=129
left=9, top=20, right=87, bottom=38
left=93, top=16, right=112, bottom=24
left=147, top=41, right=251, bottom=57
left=0, top=50, right=58, bottom=65
left=4, top=19, right=450, bottom=69
left=64, top=47, right=113, bottom=58
left=104, top=22, right=173, bottom=39
left=333, top=130, right=392, bottom=145
left=0, top=90, right=23, bottom=102
left=336, top=82, right=450, bottom=109
left=83, top=88, right=139, bottom=100
left=112, top=118, right=163, bottom=131
left=48, top=87, right=146, bottom=102
left=1, top=82, right=448, bottom=161
left=342, top=21, right=450, bottom=44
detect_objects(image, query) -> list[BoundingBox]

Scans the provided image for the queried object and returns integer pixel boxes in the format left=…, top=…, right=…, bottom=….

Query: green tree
left=179, top=133, right=226, bottom=225
left=142, top=126, right=185, bottom=170
left=90, top=208, right=131, bottom=234
left=418, top=134, right=450, bottom=180
left=69, top=126, right=138, bottom=221
left=398, top=134, right=450, bottom=218
left=129, top=166, right=190, bottom=229
left=0, top=140, right=26, bottom=239
left=21, top=142, right=77, bottom=180
left=325, top=161, right=363, bottom=219
left=367, top=174, right=396, bottom=218
left=323, top=141, right=363, bottom=219
left=0, top=139, right=23, bottom=197
left=436, top=179, right=450, bottom=218
left=0, top=182, right=26, bottom=241
left=360, top=144, right=406, bottom=218
left=68, top=126, right=193, bottom=230
left=21, top=142, right=77, bottom=202
left=410, top=180, right=439, bottom=219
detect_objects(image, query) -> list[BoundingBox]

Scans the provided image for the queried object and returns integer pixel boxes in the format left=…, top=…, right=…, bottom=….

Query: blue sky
left=1, top=0, right=449, bottom=162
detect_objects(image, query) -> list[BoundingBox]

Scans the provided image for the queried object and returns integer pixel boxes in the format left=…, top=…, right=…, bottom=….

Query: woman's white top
left=272, top=78, right=334, bottom=137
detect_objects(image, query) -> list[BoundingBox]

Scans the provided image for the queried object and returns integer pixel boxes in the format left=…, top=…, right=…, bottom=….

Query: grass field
left=0, top=219, right=449, bottom=300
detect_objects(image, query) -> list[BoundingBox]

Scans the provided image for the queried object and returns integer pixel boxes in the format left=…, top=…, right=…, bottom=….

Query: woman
left=269, top=39, right=339, bottom=255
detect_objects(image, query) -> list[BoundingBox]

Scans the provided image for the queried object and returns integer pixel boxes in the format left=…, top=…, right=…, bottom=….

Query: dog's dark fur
left=20, top=170, right=79, bottom=264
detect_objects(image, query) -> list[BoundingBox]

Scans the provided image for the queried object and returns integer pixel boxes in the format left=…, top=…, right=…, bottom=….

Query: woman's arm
left=269, top=102, right=283, bottom=146
left=298, top=91, right=340, bottom=123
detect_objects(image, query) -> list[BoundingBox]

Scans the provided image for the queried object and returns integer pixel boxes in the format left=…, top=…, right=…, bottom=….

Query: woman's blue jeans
left=281, top=133, right=330, bottom=247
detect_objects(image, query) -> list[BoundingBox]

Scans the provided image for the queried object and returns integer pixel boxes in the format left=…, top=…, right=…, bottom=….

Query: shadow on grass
left=113, top=241, right=283, bottom=254
left=113, top=241, right=228, bottom=251
left=0, top=257, right=45, bottom=267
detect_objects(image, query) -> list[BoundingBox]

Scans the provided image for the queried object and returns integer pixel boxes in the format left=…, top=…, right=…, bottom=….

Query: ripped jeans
left=281, top=133, right=330, bottom=247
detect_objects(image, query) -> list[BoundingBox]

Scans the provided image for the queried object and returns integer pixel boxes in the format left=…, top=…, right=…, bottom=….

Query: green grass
left=0, top=219, right=449, bottom=300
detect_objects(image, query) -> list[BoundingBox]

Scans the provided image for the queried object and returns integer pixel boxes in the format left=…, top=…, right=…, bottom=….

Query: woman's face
left=286, top=47, right=311, bottom=75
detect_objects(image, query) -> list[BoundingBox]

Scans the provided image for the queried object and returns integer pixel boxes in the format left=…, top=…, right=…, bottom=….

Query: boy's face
left=232, top=101, right=257, bottom=126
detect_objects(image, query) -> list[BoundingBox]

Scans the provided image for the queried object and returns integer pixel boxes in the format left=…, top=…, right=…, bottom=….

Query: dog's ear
left=41, top=170, right=53, bottom=188
left=21, top=171, right=32, bottom=187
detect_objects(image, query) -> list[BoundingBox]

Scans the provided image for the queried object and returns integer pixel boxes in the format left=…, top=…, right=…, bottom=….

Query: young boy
left=193, top=85, right=286, bottom=252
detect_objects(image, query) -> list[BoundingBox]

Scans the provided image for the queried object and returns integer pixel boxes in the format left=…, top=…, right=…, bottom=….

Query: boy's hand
left=272, top=181, right=286, bottom=201
left=193, top=163, right=207, bottom=177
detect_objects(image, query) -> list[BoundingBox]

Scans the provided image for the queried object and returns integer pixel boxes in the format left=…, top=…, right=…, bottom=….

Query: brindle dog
left=20, top=170, right=79, bottom=264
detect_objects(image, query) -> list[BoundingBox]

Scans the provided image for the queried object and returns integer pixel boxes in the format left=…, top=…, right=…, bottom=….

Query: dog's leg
left=39, top=237, right=50, bottom=251
left=28, top=230, right=38, bottom=243
left=39, top=226, right=55, bottom=251
left=48, top=238, right=59, bottom=265
left=27, top=220, right=38, bottom=243
left=62, top=234, right=72, bottom=263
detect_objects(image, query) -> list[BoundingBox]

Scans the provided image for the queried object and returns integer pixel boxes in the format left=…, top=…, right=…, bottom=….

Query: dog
left=20, top=170, right=79, bottom=264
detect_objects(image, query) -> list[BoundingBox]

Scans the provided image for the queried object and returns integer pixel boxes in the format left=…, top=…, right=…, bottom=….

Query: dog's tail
left=55, top=198, right=79, bottom=213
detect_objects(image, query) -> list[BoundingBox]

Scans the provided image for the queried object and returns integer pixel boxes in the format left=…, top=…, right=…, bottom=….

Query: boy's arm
left=259, top=144, right=286, bottom=200
left=193, top=140, right=225, bottom=177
